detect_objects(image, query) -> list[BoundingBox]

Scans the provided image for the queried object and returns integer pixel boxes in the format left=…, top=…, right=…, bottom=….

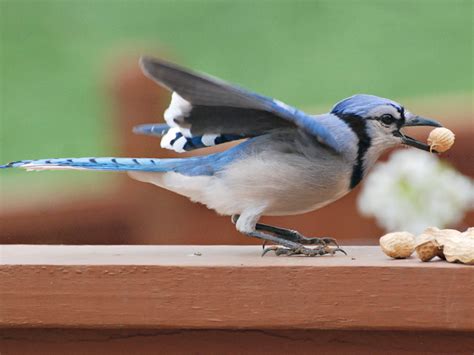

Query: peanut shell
left=427, top=127, right=455, bottom=153
left=379, top=232, right=416, bottom=259
left=415, top=240, right=442, bottom=262
left=442, top=235, right=474, bottom=265
left=416, top=227, right=450, bottom=260
left=462, top=227, right=474, bottom=239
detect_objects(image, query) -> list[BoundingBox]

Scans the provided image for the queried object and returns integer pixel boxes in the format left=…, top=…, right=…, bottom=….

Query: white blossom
left=358, top=149, right=474, bottom=234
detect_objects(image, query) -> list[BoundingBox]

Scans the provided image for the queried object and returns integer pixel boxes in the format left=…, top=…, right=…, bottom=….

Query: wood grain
left=1, top=245, right=473, bottom=331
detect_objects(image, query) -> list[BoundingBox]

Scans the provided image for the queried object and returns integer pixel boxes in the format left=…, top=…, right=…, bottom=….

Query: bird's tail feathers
left=133, top=123, right=170, bottom=137
left=0, top=157, right=175, bottom=172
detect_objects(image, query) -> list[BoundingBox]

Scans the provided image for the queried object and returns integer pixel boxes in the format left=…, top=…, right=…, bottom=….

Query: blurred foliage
left=0, top=0, right=472, bottom=191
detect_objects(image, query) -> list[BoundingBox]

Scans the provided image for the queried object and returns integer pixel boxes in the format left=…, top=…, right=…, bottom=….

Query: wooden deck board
left=1, top=245, right=473, bottom=331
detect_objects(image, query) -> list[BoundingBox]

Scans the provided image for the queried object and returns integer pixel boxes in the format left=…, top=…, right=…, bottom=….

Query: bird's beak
left=403, top=115, right=442, bottom=128
left=395, top=114, right=443, bottom=152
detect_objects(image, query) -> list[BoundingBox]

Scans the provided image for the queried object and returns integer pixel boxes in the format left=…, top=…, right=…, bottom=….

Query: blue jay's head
left=331, top=94, right=442, bottom=151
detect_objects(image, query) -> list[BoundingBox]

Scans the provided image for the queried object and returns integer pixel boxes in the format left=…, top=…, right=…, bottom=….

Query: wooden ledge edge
left=1, top=245, right=473, bottom=331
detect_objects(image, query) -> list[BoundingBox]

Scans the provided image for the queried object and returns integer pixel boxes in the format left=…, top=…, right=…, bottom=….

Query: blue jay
left=1, top=57, right=443, bottom=256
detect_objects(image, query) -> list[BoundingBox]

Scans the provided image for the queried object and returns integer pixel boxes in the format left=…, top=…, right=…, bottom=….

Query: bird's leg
left=233, top=215, right=337, bottom=246
left=255, top=222, right=339, bottom=247
left=232, top=215, right=346, bottom=257
left=245, top=231, right=301, bottom=249
left=245, top=231, right=345, bottom=257
left=241, top=231, right=347, bottom=256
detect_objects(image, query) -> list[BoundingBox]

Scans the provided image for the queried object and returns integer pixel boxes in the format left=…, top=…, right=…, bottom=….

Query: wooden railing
left=1, top=245, right=473, bottom=353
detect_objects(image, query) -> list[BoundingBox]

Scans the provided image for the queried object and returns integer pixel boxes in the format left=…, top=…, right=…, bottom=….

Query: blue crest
left=331, top=94, right=402, bottom=117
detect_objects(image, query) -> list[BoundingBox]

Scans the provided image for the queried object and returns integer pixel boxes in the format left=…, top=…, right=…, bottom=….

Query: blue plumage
left=139, top=57, right=343, bottom=153
left=0, top=138, right=254, bottom=176
left=1, top=157, right=172, bottom=172
left=133, top=123, right=170, bottom=136
left=258, top=94, right=343, bottom=151
left=1, top=56, right=443, bottom=257
left=331, top=94, right=403, bottom=117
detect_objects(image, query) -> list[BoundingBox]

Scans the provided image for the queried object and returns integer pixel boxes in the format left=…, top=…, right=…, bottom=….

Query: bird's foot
left=289, top=233, right=340, bottom=247
left=254, top=222, right=340, bottom=248
left=242, top=227, right=345, bottom=257
left=262, top=244, right=347, bottom=257
left=262, top=235, right=340, bottom=249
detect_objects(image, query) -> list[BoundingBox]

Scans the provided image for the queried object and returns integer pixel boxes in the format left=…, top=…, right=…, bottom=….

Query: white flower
left=358, top=149, right=474, bottom=234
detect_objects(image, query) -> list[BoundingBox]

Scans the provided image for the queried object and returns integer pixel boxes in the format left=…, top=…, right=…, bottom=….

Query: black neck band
left=336, top=113, right=372, bottom=189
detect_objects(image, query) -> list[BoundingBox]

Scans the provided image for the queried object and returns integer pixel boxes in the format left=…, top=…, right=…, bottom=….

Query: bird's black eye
left=380, top=114, right=394, bottom=125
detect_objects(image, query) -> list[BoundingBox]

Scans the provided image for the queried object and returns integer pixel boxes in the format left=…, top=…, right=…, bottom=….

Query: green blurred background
left=0, top=0, right=472, bottom=195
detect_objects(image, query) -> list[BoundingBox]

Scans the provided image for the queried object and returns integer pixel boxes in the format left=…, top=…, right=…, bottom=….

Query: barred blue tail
left=0, top=157, right=178, bottom=173
left=0, top=154, right=224, bottom=176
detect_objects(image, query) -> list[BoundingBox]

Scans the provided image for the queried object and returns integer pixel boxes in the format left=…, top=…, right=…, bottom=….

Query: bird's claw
left=265, top=236, right=338, bottom=248
left=306, top=237, right=339, bottom=247
left=285, top=230, right=339, bottom=247
left=262, top=245, right=346, bottom=257
left=263, top=236, right=339, bottom=250
left=328, top=247, right=347, bottom=256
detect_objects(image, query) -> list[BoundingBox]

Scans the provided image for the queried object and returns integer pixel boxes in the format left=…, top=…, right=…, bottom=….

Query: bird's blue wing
left=137, top=57, right=342, bottom=153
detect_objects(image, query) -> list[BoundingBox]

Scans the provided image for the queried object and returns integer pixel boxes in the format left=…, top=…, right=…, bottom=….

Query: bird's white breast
left=131, top=146, right=352, bottom=217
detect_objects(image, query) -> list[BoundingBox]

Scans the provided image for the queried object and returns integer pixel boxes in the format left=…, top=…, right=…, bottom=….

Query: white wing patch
left=161, top=92, right=196, bottom=152
left=161, top=92, right=224, bottom=152
left=201, top=134, right=219, bottom=146
left=171, top=136, right=188, bottom=153
left=161, top=127, right=185, bottom=152
left=160, top=92, right=244, bottom=153
left=164, top=92, right=192, bottom=130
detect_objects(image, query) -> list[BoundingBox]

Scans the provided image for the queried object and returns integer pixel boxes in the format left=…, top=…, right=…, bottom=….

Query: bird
left=1, top=56, right=443, bottom=256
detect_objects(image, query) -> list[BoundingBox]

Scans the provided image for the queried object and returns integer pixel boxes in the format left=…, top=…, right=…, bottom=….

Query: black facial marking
left=399, top=106, right=405, bottom=119
left=398, top=106, right=406, bottom=127
left=132, top=158, right=140, bottom=165
left=336, top=113, right=372, bottom=189
left=89, top=158, right=97, bottom=163
left=387, top=103, right=405, bottom=128
left=111, top=158, right=118, bottom=164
